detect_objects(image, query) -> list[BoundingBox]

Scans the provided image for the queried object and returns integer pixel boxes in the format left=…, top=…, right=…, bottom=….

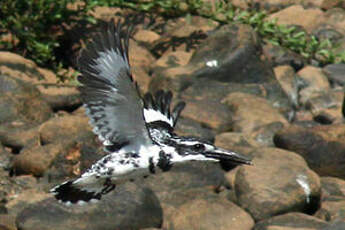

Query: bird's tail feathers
left=50, top=176, right=116, bottom=205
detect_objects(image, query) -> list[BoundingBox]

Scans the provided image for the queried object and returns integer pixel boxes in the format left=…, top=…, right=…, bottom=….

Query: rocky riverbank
left=1, top=1, right=345, bottom=229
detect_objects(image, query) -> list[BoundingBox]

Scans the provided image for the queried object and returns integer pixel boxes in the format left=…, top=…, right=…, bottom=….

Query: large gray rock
left=16, top=183, right=162, bottom=230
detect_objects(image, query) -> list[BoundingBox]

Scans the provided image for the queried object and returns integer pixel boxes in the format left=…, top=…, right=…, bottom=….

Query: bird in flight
left=51, top=21, right=252, bottom=205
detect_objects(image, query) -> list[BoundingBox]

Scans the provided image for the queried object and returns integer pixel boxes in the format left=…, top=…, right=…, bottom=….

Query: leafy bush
left=0, top=0, right=97, bottom=69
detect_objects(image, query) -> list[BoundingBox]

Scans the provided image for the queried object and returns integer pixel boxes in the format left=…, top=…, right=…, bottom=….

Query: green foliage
left=0, top=0, right=97, bottom=69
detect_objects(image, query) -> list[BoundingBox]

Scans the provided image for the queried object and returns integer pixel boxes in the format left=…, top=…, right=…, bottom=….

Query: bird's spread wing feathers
left=143, top=90, right=185, bottom=129
left=77, top=22, right=152, bottom=152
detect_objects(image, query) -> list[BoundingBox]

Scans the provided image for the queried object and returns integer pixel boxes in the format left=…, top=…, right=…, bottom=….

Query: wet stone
left=235, top=147, right=321, bottom=221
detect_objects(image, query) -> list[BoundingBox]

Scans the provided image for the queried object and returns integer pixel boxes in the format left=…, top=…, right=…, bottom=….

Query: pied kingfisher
left=51, top=21, right=252, bottom=204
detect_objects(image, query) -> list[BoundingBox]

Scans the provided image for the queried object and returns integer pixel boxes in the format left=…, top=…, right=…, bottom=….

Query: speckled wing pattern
left=77, top=22, right=152, bottom=152
left=143, top=90, right=185, bottom=129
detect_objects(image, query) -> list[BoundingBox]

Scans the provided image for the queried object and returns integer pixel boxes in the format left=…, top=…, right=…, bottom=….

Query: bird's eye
left=193, top=144, right=205, bottom=151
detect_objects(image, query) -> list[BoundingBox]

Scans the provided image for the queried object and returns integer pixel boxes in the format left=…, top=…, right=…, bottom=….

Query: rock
left=40, top=85, right=81, bottom=112
left=38, top=114, right=92, bottom=145
left=89, top=6, right=122, bottom=21
left=16, top=183, right=162, bottom=230
left=190, top=24, right=275, bottom=84
left=0, top=123, right=39, bottom=151
left=313, top=26, right=343, bottom=46
left=324, top=8, right=345, bottom=35
left=0, top=52, right=56, bottom=86
left=298, top=66, right=331, bottom=105
left=321, top=177, right=345, bottom=197
left=13, top=143, right=68, bottom=177
left=134, top=29, right=160, bottom=44
left=246, top=0, right=323, bottom=13
left=139, top=161, right=227, bottom=222
left=174, top=117, right=215, bottom=142
left=180, top=97, right=233, bottom=131
left=247, top=122, right=286, bottom=147
left=235, top=147, right=321, bottom=221
left=0, top=214, right=16, bottom=230
left=150, top=23, right=279, bottom=94
left=165, top=16, right=218, bottom=38
left=222, top=92, right=288, bottom=133
left=323, top=64, right=345, bottom=86
left=315, top=196, right=345, bottom=222
left=274, top=124, right=345, bottom=179
left=304, top=90, right=343, bottom=123
left=0, top=75, right=52, bottom=125
left=322, top=221, right=345, bottom=230
left=263, top=43, right=306, bottom=71
left=321, top=0, right=345, bottom=10
left=0, top=143, right=13, bottom=170
left=129, top=39, right=155, bottom=92
left=154, top=51, right=192, bottom=68
left=215, top=132, right=258, bottom=154
left=268, top=5, right=325, bottom=33
left=165, top=194, right=254, bottom=230
left=253, top=212, right=328, bottom=230
left=274, top=65, right=299, bottom=108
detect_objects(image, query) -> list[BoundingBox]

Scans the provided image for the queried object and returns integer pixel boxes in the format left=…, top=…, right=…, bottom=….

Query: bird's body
left=51, top=22, right=251, bottom=204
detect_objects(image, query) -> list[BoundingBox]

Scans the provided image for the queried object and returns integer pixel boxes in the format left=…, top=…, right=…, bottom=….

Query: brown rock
left=6, top=189, right=50, bottom=216
left=0, top=125, right=39, bottom=151
left=235, top=147, right=321, bottom=221
left=274, top=65, right=298, bottom=106
left=244, top=0, right=323, bottom=12
left=324, top=8, right=345, bottom=35
left=268, top=5, right=325, bottom=32
left=89, top=6, right=122, bottom=21
left=134, top=29, right=160, bottom=44
left=298, top=66, right=331, bottom=105
left=129, top=39, right=155, bottom=92
left=215, top=132, right=258, bottom=151
left=155, top=51, right=193, bottom=68
left=315, top=196, right=345, bottom=222
left=0, top=52, right=56, bottom=86
left=13, top=143, right=67, bottom=176
left=222, top=92, right=287, bottom=133
left=0, top=215, right=16, bottom=230
left=321, top=176, right=345, bottom=197
left=38, top=114, right=91, bottom=145
left=305, top=90, right=343, bottom=124
left=274, top=124, right=345, bottom=178
left=253, top=212, right=328, bottom=230
left=165, top=195, right=254, bottom=230
left=165, top=16, right=218, bottom=38
left=0, top=75, right=52, bottom=124
left=266, top=226, right=316, bottom=230
left=129, top=39, right=155, bottom=72
left=263, top=43, right=306, bottom=70
left=180, top=98, right=233, bottom=131
left=321, top=0, right=345, bottom=10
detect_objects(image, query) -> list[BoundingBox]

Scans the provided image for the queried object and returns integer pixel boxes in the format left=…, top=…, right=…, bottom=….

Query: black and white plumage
left=51, top=22, right=252, bottom=205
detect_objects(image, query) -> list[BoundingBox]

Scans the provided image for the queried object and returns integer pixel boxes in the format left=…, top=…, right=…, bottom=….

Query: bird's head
left=163, top=136, right=252, bottom=165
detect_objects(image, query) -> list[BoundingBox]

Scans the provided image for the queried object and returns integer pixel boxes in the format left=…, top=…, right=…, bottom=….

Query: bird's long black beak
left=205, top=148, right=252, bottom=165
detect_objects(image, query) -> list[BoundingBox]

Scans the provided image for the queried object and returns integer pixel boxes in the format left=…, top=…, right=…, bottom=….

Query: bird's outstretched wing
left=77, top=22, right=152, bottom=152
left=143, top=90, right=185, bottom=130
